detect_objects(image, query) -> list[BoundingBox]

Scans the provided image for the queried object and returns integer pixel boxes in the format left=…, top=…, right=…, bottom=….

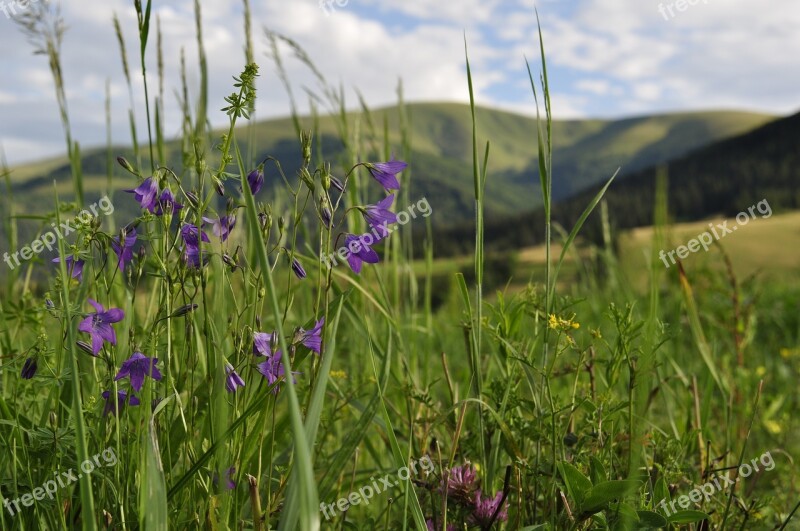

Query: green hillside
left=4, top=103, right=773, bottom=229
left=431, top=108, right=800, bottom=257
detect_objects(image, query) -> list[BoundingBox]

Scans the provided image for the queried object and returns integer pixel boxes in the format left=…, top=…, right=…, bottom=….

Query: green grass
left=0, top=3, right=798, bottom=531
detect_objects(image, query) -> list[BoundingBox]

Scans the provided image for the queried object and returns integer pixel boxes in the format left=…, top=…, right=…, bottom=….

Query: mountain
left=430, top=108, right=800, bottom=257
left=3, top=103, right=773, bottom=227
left=0, top=103, right=771, bottom=266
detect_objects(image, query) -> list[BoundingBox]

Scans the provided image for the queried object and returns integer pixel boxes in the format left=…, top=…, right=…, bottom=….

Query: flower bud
left=185, top=190, right=200, bottom=209
left=171, top=304, right=199, bottom=318
left=117, top=156, right=136, bottom=175
left=300, top=167, right=315, bottom=192
left=330, top=176, right=345, bottom=193
left=213, top=177, right=225, bottom=197
left=76, top=341, right=95, bottom=356
left=300, top=131, right=312, bottom=166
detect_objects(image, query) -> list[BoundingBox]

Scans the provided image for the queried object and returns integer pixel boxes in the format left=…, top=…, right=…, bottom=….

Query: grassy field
left=1, top=2, right=798, bottom=531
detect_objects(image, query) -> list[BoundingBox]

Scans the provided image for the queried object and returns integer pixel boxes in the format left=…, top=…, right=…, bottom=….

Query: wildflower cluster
left=321, top=158, right=408, bottom=274
left=424, top=463, right=509, bottom=529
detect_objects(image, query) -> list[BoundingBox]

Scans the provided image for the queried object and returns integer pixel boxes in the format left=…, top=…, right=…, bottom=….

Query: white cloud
left=0, top=0, right=797, bottom=166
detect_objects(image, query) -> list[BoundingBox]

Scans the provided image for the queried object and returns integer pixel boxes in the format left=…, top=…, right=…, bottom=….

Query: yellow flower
left=329, top=370, right=347, bottom=380
left=764, top=420, right=782, bottom=434
left=780, top=348, right=800, bottom=359
left=590, top=328, right=602, bottom=339
left=755, top=366, right=767, bottom=377
left=549, top=313, right=580, bottom=332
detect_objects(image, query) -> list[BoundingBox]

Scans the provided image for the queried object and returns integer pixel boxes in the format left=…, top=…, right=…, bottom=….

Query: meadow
left=0, top=2, right=798, bottom=530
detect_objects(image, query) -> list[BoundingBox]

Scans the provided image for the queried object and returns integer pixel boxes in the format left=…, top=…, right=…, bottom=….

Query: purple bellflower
left=111, top=228, right=137, bottom=272
left=180, top=223, right=210, bottom=268
left=256, top=350, right=297, bottom=394
left=78, top=298, right=124, bottom=356
left=155, top=188, right=183, bottom=216
left=247, top=167, right=264, bottom=195
left=253, top=331, right=278, bottom=357
left=125, top=176, right=160, bottom=212
left=114, top=351, right=163, bottom=392
left=52, top=255, right=85, bottom=281
left=224, top=362, right=245, bottom=393
left=21, top=357, right=38, bottom=379
left=101, top=389, right=140, bottom=417
left=362, top=194, right=397, bottom=237
left=365, top=159, right=406, bottom=191
left=343, top=233, right=382, bottom=274
left=296, top=317, right=324, bottom=354
left=203, top=215, right=237, bottom=242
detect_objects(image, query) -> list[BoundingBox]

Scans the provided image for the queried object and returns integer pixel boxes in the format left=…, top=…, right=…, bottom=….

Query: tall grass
left=0, top=3, right=798, bottom=531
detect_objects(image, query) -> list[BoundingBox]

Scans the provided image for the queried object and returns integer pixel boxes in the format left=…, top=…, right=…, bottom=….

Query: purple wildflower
left=426, top=520, right=456, bottom=531
left=21, top=357, right=37, bottom=379
left=343, top=233, right=382, bottom=274
left=291, top=257, right=306, bottom=279
left=224, top=362, right=245, bottom=393
left=256, top=350, right=296, bottom=394
left=154, top=188, right=183, bottom=216
left=111, top=228, right=137, bottom=272
left=78, top=299, right=125, bottom=356
left=253, top=332, right=278, bottom=357
left=441, top=463, right=479, bottom=503
left=247, top=167, right=264, bottom=195
left=296, top=317, right=324, bottom=354
left=469, top=490, right=508, bottom=526
left=180, top=223, right=210, bottom=268
left=125, top=176, right=160, bottom=212
left=330, top=176, right=345, bottom=193
left=321, top=207, right=333, bottom=228
left=52, top=255, right=85, bottom=281
left=180, top=223, right=211, bottom=248
left=183, top=246, right=208, bottom=268
left=202, top=214, right=237, bottom=242
left=365, top=159, right=406, bottom=191
left=362, top=194, right=397, bottom=237
left=213, top=466, right=236, bottom=490
left=101, top=389, right=140, bottom=417
left=114, top=351, right=163, bottom=392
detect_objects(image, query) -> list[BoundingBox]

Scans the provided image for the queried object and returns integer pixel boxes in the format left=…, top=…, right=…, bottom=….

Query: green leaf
left=636, top=510, right=669, bottom=529
left=653, top=477, right=670, bottom=507
left=140, top=421, right=168, bottom=530
left=668, top=510, right=710, bottom=524
left=558, top=462, right=593, bottom=509
left=582, top=480, right=642, bottom=513
left=589, top=457, right=607, bottom=485
left=677, top=265, right=729, bottom=395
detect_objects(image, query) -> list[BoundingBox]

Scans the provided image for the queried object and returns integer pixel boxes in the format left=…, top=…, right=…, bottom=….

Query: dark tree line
left=423, top=110, right=800, bottom=257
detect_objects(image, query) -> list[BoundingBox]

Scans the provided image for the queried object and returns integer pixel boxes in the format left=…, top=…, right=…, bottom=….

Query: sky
left=0, top=0, right=798, bottom=166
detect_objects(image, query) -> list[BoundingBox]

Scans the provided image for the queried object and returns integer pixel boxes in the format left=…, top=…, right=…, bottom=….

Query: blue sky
left=1, top=0, right=798, bottom=165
